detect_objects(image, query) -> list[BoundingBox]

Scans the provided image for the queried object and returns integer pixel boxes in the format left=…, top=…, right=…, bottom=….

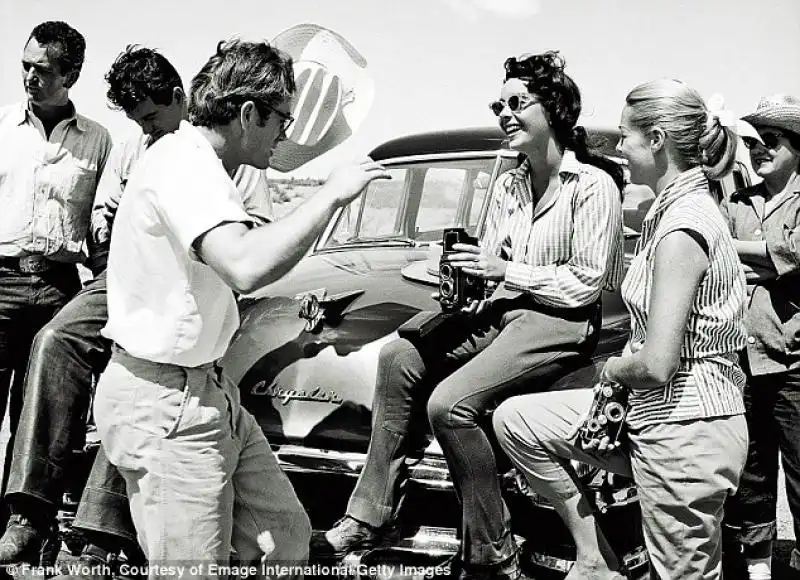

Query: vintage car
left=219, top=127, right=752, bottom=579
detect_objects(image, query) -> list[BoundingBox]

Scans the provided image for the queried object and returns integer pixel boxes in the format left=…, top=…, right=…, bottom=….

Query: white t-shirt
left=102, top=121, right=253, bottom=367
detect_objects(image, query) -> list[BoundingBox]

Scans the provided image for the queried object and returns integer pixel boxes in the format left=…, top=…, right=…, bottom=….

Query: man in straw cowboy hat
left=53, top=32, right=385, bottom=580
left=721, top=94, right=800, bottom=580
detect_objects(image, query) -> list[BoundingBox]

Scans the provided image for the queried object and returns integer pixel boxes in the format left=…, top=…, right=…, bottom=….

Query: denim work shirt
left=0, top=102, right=112, bottom=263
left=721, top=182, right=800, bottom=375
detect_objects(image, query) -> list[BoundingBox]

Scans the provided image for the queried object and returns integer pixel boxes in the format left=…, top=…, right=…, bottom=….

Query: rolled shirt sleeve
left=504, top=170, right=623, bottom=308
left=765, top=215, right=800, bottom=276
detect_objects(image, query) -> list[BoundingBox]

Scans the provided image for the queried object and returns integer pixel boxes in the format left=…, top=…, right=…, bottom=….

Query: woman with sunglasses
left=316, top=51, right=625, bottom=580
left=494, top=79, right=749, bottom=579
left=721, top=94, right=800, bottom=580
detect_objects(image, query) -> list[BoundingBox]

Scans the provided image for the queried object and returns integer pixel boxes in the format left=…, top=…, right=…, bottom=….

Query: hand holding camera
left=438, top=228, right=496, bottom=313
left=575, top=380, right=630, bottom=454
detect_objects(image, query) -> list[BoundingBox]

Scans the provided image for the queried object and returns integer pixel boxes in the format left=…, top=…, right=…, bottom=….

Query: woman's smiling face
left=496, top=78, right=550, bottom=152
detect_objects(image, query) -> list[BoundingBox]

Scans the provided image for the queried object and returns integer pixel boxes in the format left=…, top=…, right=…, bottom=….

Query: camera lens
left=440, top=263, right=453, bottom=280
left=440, top=280, right=454, bottom=297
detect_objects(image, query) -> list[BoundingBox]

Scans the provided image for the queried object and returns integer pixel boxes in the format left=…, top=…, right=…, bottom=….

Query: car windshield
left=321, top=157, right=499, bottom=249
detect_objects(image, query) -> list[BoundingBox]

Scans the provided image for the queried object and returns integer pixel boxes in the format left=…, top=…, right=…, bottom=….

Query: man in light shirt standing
left=0, top=45, right=274, bottom=571
left=93, top=40, right=388, bottom=578
left=0, top=19, right=111, bottom=505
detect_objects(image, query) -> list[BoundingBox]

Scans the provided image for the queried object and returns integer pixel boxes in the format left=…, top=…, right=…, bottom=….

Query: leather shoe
left=459, top=551, right=532, bottom=580
left=311, top=516, right=400, bottom=558
left=0, top=514, right=59, bottom=568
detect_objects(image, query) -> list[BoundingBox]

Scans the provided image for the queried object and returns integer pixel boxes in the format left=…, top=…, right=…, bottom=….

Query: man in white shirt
left=0, top=46, right=273, bottom=572
left=93, top=39, right=388, bottom=578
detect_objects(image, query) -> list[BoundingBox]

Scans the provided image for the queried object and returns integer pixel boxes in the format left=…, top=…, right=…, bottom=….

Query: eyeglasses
left=742, top=131, right=783, bottom=151
left=252, top=100, right=295, bottom=133
left=489, top=95, right=538, bottom=117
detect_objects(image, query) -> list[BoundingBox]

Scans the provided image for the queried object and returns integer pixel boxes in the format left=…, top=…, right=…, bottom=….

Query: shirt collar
left=638, top=167, right=708, bottom=247
left=512, top=149, right=580, bottom=182
left=18, top=100, right=86, bottom=131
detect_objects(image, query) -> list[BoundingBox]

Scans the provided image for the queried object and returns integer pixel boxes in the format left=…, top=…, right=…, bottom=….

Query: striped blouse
left=481, top=151, right=624, bottom=308
left=623, top=168, right=748, bottom=428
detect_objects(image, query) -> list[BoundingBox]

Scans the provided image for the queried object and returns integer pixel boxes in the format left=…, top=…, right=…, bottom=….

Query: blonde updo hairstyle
left=624, top=79, right=737, bottom=181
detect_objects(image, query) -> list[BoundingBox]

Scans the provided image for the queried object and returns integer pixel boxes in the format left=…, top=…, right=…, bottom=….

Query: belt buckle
left=19, top=255, right=47, bottom=274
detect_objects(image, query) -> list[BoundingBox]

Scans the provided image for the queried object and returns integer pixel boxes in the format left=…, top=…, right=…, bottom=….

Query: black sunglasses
left=743, top=131, right=783, bottom=151
left=489, top=95, right=537, bottom=117
left=252, top=100, right=295, bottom=133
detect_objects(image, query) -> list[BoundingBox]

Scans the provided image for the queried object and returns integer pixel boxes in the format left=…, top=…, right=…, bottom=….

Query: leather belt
left=0, top=255, right=57, bottom=274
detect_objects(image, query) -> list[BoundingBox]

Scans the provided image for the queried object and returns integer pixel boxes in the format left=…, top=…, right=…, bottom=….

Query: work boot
left=311, top=516, right=400, bottom=558
left=51, top=543, right=125, bottom=579
left=0, top=514, right=59, bottom=569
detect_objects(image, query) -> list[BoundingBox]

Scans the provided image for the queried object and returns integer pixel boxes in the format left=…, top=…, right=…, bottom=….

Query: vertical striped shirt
left=481, top=151, right=623, bottom=308
left=623, top=168, right=748, bottom=428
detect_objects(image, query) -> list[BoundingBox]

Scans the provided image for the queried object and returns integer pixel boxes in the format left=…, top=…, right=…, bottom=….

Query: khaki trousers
left=494, top=388, right=748, bottom=579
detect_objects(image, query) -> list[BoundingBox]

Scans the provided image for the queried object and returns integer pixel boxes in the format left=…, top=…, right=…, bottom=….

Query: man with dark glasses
left=722, top=94, right=800, bottom=580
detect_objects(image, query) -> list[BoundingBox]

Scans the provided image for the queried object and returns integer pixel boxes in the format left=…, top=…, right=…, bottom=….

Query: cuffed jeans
left=94, top=347, right=310, bottom=580
left=494, top=388, right=748, bottom=580
left=346, top=296, right=600, bottom=566
left=724, top=368, right=800, bottom=548
left=0, top=264, right=80, bottom=494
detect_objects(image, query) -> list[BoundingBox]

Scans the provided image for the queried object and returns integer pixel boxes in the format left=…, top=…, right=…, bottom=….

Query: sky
left=1, top=0, right=799, bottom=178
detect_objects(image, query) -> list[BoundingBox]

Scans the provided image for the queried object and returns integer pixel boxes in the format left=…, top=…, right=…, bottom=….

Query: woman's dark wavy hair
left=105, top=45, right=183, bottom=113
left=189, top=39, right=295, bottom=128
left=28, top=21, right=85, bottom=87
left=504, top=51, right=625, bottom=191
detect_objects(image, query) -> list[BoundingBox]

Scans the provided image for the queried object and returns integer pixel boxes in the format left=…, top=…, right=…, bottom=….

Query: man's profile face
left=126, top=93, right=184, bottom=142
left=21, top=37, right=71, bottom=107
left=243, top=97, right=293, bottom=170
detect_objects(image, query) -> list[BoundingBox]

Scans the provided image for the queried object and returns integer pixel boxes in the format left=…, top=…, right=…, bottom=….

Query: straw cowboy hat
left=270, top=24, right=374, bottom=172
left=401, top=243, right=443, bottom=286
left=741, top=93, right=800, bottom=137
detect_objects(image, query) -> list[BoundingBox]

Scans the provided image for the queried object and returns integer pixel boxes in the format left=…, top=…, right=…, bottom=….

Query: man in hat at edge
left=721, top=94, right=800, bottom=580
left=56, top=39, right=387, bottom=580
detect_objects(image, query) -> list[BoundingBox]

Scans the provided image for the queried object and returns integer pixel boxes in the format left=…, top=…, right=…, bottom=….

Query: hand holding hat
left=270, top=24, right=375, bottom=173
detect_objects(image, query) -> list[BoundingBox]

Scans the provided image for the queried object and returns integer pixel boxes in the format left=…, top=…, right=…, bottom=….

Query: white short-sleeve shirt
left=102, top=121, right=253, bottom=367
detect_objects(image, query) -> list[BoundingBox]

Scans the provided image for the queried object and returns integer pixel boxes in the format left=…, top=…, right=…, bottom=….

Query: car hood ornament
left=296, top=288, right=365, bottom=333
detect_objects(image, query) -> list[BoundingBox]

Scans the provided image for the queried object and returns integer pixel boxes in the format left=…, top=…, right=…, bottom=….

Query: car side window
left=327, top=168, right=409, bottom=244
left=323, top=159, right=496, bottom=248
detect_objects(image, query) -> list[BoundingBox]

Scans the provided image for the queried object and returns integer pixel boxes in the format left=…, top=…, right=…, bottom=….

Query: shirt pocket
left=46, top=162, right=98, bottom=249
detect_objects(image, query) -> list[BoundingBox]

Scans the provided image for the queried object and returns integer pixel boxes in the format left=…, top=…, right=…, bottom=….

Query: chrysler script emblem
left=251, top=380, right=343, bottom=406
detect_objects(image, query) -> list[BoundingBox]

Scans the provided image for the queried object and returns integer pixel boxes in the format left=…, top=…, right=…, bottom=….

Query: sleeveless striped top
left=623, top=168, right=748, bottom=428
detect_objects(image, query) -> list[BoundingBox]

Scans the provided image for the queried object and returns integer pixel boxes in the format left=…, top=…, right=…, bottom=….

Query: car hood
left=223, top=246, right=436, bottom=452
left=222, top=245, right=631, bottom=454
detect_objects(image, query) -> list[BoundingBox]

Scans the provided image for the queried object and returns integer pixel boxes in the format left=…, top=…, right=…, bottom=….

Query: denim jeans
left=6, top=271, right=109, bottom=505
left=72, top=445, right=135, bottom=544
left=724, top=368, right=800, bottom=548
left=0, top=264, right=80, bottom=493
left=346, top=295, right=600, bottom=566
left=95, top=347, right=310, bottom=579
left=494, top=388, right=748, bottom=580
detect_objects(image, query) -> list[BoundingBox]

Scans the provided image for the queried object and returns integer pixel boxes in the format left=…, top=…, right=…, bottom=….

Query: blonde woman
left=494, top=80, right=748, bottom=580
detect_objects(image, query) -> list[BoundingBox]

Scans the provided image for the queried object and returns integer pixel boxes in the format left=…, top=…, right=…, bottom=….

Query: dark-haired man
left=0, top=45, right=274, bottom=570
left=73, top=40, right=385, bottom=578
left=0, top=18, right=110, bottom=542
